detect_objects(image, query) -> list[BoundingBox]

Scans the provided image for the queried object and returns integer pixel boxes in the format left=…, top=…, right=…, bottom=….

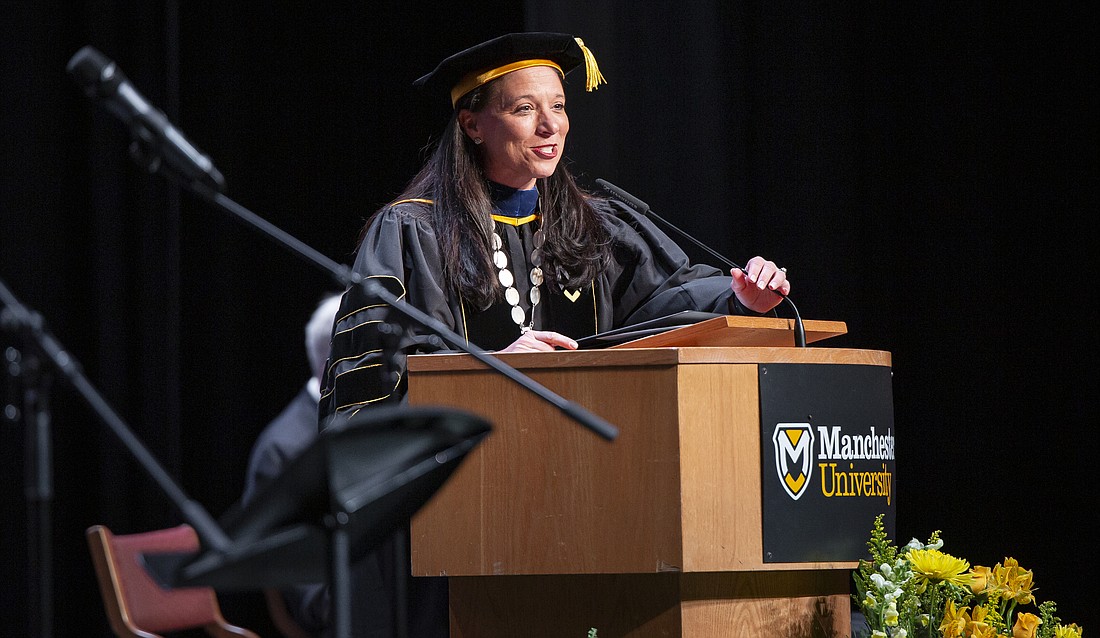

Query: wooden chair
left=86, top=523, right=260, bottom=638
left=263, top=588, right=315, bottom=638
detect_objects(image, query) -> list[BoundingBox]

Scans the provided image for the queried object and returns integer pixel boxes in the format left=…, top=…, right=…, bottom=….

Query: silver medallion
left=505, top=286, right=520, bottom=306
left=498, top=268, right=514, bottom=288
left=529, top=286, right=541, bottom=305
left=510, top=305, right=526, bottom=325
left=491, top=232, right=503, bottom=250
left=493, top=250, right=508, bottom=269
left=530, top=267, right=544, bottom=286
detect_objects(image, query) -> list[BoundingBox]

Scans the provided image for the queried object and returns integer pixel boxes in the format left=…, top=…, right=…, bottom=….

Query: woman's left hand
left=498, top=330, right=578, bottom=353
left=730, top=256, right=790, bottom=313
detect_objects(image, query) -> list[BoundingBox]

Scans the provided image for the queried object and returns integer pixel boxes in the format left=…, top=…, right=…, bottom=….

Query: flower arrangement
left=853, top=514, right=1083, bottom=638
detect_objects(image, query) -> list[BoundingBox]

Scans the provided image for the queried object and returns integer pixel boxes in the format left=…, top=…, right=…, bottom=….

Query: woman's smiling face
left=459, top=65, right=569, bottom=190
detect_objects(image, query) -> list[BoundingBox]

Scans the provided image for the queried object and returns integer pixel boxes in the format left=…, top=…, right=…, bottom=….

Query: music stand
left=144, top=404, right=491, bottom=638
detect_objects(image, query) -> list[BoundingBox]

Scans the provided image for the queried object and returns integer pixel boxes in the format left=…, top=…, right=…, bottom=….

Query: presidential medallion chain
left=492, top=226, right=544, bottom=333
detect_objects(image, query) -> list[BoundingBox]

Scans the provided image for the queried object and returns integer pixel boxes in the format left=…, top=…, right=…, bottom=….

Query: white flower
left=880, top=563, right=894, bottom=578
left=872, top=632, right=887, bottom=638
left=871, top=573, right=888, bottom=589
left=904, top=537, right=944, bottom=551
left=891, top=629, right=908, bottom=638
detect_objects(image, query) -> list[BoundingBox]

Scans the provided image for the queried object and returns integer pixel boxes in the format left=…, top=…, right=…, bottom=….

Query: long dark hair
left=363, top=78, right=612, bottom=309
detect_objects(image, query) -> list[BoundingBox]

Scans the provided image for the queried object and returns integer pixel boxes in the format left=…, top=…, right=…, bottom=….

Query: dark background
left=2, top=2, right=1095, bottom=636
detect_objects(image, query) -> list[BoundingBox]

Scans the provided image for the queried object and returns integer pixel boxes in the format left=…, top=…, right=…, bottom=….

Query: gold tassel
left=575, top=37, right=607, bottom=92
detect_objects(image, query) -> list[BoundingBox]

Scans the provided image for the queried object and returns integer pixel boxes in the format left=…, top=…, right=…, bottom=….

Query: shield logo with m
left=772, top=423, right=814, bottom=500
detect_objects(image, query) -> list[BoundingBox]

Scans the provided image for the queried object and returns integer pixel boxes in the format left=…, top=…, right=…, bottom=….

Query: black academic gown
left=319, top=196, right=738, bottom=421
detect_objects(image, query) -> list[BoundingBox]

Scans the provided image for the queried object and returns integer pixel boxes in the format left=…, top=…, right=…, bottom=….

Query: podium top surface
left=611, top=315, right=847, bottom=349
left=408, top=345, right=891, bottom=373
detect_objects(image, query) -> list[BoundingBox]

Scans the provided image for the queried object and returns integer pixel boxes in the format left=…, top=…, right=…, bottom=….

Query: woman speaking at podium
left=320, top=32, right=790, bottom=425
left=312, top=33, right=791, bottom=638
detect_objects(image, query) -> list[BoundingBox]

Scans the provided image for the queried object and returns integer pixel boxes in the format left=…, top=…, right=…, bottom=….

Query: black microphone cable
left=595, top=179, right=806, bottom=348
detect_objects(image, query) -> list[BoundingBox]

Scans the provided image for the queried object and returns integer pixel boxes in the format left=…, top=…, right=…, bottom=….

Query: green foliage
left=1036, top=601, right=1060, bottom=638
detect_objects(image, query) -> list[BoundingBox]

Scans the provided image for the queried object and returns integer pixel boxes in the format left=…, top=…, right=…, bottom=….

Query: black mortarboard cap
left=413, top=32, right=606, bottom=107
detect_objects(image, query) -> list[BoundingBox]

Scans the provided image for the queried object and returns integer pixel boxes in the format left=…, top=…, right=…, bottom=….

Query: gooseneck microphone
left=595, top=178, right=807, bottom=348
left=66, top=45, right=226, bottom=193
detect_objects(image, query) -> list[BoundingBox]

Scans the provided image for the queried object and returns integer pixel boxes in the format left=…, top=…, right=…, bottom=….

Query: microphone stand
left=2, top=307, right=53, bottom=638
left=182, top=181, right=619, bottom=442
left=595, top=179, right=807, bottom=348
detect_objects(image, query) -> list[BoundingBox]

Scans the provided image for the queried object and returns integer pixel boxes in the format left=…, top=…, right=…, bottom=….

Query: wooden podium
left=407, top=317, right=890, bottom=637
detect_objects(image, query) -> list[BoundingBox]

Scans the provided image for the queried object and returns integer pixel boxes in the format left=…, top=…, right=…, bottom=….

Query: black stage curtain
left=1, top=2, right=1095, bottom=636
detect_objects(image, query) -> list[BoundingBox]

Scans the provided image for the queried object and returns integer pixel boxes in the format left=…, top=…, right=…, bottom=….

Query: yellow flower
left=970, top=605, right=990, bottom=624
left=1013, top=612, right=1042, bottom=638
left=992, top=557, right=1035, bottom=605
left=884, top=601, right=899, bottom=626
left=967, top=605, right=996, bottom=638
left=908, top=548, right=973, bottom=589
left=970, top=565, right=992, bottom=594
left=1054, top=624, right=1083, bottom=638
left=939, top=601, right=1001, bottom=638
left=939, top=599, right=969, bottom=638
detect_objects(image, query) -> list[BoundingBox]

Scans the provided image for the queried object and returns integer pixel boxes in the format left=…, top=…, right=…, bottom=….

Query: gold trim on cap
left=451, top=59, right=564, bottom=107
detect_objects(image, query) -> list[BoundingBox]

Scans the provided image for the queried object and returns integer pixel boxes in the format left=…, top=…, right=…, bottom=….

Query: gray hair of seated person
left=305, top=293, right=343, bottom=381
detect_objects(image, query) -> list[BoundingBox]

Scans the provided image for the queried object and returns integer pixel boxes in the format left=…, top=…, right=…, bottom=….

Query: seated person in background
left=246, top=290, right=449, bottom=638
left=243, top=293, right=341, bottom=503
left=242, top=292, right=341, bottom=637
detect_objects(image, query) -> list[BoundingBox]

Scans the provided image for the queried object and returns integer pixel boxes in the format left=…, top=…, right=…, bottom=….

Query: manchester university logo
left=772, top=423, right=814, bottom=500
left=758, top=365, right=895, bottom=562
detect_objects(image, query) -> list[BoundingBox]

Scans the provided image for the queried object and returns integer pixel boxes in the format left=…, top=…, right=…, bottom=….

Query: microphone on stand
left=595, top=178, right=807, bottom=348
left=66, top=45, right=226, bottom=193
